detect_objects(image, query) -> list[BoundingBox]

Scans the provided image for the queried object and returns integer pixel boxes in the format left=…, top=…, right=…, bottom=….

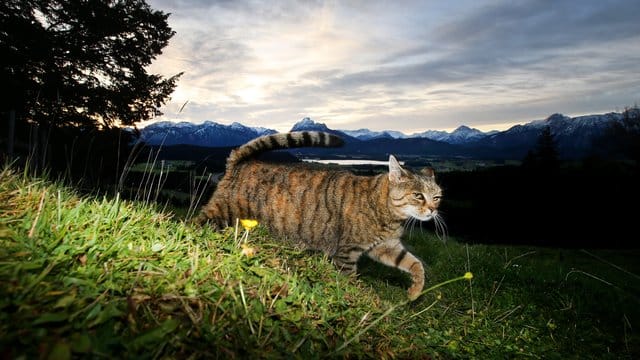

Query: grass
left=0, top=167, right=638, bottom=358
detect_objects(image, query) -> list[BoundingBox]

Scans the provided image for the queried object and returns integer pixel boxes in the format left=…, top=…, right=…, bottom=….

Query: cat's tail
left=227, top=131, right=344, bottom=166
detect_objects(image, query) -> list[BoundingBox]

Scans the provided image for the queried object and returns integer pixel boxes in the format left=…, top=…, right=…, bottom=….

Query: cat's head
left=387, top=155, right=442, bottom=222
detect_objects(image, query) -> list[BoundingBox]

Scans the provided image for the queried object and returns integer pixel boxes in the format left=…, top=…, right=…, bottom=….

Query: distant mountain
left=341, top=129, right=407, bottom=140
left=290, top=117, right=331, bottom=132
left=139, top=111, right=631, bottom=160
left=470, top=112, right=624, bottom=158
left=140, top=121, right=276, bottom=147
left=341, top=125, right=493, bottom=144
left=414, top=125, right=494, bottom=144
left=290, top=118, right=358, bottom=141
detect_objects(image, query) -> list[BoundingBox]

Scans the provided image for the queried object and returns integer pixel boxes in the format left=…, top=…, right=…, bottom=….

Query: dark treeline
left=436, top=109, right=640, bottom=248
left=438, top=159, right=639, bottom=248
left=1, top=118, right=139, bottom=191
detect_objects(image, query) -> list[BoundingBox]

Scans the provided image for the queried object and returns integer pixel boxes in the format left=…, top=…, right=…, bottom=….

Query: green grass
left=0, top=167, right=638, bottom=358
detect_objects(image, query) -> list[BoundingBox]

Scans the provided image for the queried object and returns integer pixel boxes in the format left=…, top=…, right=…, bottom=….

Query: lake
left=301, top=159, right=403, bottom=166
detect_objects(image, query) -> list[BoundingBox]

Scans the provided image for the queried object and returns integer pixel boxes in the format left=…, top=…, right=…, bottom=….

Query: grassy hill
left=0, top=167, right=638, bottom=358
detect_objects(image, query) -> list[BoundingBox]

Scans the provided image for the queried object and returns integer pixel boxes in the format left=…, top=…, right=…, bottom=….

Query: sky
left=144, top=0, right=640, bottom=134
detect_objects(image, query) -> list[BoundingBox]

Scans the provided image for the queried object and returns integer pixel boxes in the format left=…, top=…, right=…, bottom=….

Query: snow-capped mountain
left=413, top=125, right=492, bottom=144
left=140, top=121, right=276, bottom=147
left=472, top=112, right=626, bottom=158
left=139, top=110, right=636, bottom=159
left=412, top=129, right=448, bottom=142
left=289, top=118, right=360, bottom=142
left=290, top=117, right=330, bottom=132
left=341, top=129, right=408, bottom=140
left=341, top=125, right=492, bottom=144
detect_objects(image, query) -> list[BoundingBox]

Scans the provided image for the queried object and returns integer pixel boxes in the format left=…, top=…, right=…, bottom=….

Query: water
left=301, top=159, right=403, bottom=166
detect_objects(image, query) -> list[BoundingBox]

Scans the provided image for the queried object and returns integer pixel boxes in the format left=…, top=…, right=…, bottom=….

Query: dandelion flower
left=241, top=244, right=256, bottom=258
left=464, top=272, right=474, bottom=280
left=240, top=219, right=258, bottom=231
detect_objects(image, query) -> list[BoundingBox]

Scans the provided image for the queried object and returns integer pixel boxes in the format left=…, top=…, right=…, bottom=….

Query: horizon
left=138, top=113, right=524, bottom=133
left=144, top=0, right=640, bottom=134
left=137, top=108, right=627, bottom=135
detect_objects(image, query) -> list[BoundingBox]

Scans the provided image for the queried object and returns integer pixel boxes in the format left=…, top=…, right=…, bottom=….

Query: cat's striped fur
left=199, top=131, right=443, bottom=300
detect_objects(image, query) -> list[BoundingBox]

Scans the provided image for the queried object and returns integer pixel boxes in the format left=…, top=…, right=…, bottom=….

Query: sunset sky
left=145, top=0, right=640, bottom=133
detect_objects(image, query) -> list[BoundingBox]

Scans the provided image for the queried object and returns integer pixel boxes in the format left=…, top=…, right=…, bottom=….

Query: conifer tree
left=522, top=126, right=559, bottom=169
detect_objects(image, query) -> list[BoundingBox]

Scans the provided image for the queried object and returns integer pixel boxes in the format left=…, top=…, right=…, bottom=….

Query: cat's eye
left=413, top=192, right=424, bottom=200
left=433, top=195, right=442, bottom=202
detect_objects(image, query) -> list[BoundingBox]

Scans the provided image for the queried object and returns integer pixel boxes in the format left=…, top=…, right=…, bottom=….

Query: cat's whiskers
left=433, top=213, right=448, bottom=242
left=404, top=217, right=418, bottom=238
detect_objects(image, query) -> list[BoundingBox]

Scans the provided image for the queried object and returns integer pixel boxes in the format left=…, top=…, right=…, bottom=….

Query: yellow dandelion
left=240, top=219, right=258, bottom=231
left=464, top=272, right=474, bottom=280
left=241, top=244, right=256, bottom=258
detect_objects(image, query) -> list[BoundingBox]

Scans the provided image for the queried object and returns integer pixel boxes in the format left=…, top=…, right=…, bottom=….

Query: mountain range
left=340, top=124, right=498, bottom=144
left=139, top=121, right=276, bottom=147
left=139, top=111, right=632, bottom=159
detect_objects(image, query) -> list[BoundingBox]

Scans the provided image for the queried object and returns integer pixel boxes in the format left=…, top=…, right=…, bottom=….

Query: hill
left=0, top=167, right=637, bottom=358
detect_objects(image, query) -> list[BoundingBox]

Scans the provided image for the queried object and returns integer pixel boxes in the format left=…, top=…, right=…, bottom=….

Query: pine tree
left=522, top=126, right=559, bottom=169
left=535, top=126, right=559, bottom=169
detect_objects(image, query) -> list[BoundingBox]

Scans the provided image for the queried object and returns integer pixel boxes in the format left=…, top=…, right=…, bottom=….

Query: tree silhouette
left=0, top=0, right=182, bottom=129
left=0, top=0, right=183, bottom=186
left=596, top=106, right=640, bottom=162
left=522, top=126, right=559, bottom=169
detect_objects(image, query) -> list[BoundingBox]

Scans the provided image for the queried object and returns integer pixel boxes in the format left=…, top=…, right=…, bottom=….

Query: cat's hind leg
left=194, top=198, right=230, bottom=230
left=331, top=245, right=367, bottom=274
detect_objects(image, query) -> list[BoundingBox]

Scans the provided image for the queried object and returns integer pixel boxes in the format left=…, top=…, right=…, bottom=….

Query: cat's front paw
left=407, top=262, right=425, bottom=301
left=407, top=282, right=424, bottom=301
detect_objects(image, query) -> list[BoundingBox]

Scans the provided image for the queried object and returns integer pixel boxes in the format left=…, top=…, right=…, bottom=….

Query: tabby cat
left=198, top=131, right=443, bottom=300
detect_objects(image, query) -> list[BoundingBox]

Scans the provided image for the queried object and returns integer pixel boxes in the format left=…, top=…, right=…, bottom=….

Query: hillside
left=0, top=168, right=638, bottom=358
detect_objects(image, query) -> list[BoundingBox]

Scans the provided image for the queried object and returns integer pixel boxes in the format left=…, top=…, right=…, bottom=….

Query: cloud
left=437, top=0, right=640, bottom=48
left=145, top=0, right=640, bottom=133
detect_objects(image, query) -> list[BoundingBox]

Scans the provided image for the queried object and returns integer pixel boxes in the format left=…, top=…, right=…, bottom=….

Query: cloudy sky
left=145, top=0, right=640, bottom=133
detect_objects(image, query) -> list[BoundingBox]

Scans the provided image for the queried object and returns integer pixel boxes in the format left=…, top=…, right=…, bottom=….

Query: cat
left=198, top=131, right=443, bottom=300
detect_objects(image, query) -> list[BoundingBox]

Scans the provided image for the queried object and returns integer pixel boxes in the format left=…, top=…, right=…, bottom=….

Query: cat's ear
left=388, top=155, right=405, bottom=183
left=420, top=167, right=435, bottom=178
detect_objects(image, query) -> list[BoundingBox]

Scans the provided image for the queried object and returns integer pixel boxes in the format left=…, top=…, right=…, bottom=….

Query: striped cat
left=198, top=131, right=443, bottom=300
